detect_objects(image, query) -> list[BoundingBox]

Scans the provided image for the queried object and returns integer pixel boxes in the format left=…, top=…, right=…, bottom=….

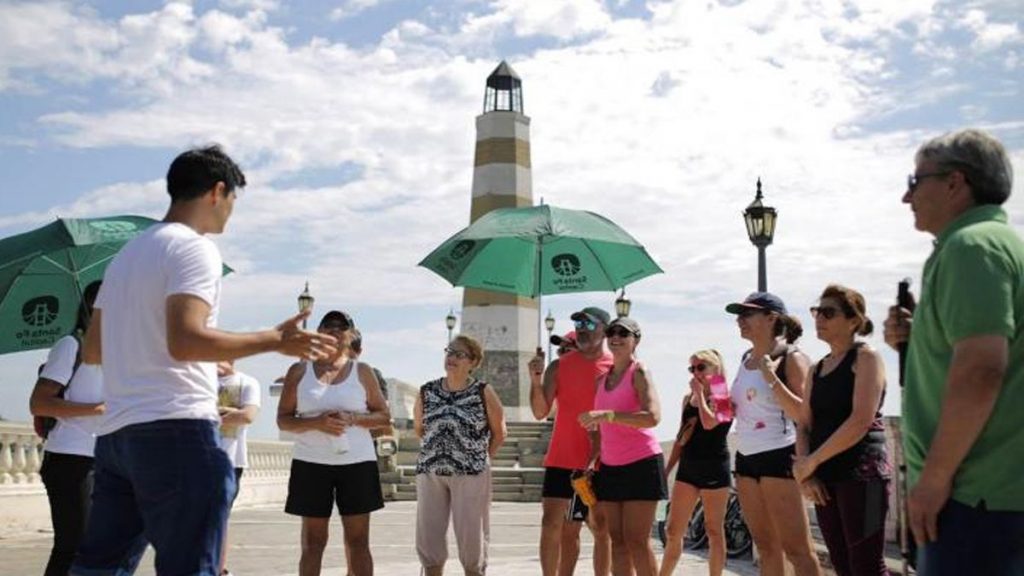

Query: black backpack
left=33, top=334, right=83, bottom=439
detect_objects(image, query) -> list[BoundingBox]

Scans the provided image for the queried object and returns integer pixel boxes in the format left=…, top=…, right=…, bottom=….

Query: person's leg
left=700, top=488, right=730, bottom=576
left=220, top=467, right=245, bottom=575
left=542, top=497, right=571, bottom=576
left=586, top=501, right=611, bottom=576
left=300, top=517, right=330, bottom=576
left=449, top=469, right=492, bottom=576
left=659, top=481, right=700, bottom=576
left=341, top=513, right=373, bottom=576
left=621, top=500, right=659, bottom=576
left=416, top=473, right=452, bottom=573
left=760, top=477, right=821, bottom=576
left=559, top=519, right=584, bottom=576
left=42, top=453, right=94, bottom=576
left=735, top=476, right=784, bottom=576
left=812, top=484, right=852, bottom=576
left=830, top=479, right=890, bottom=576
left=599, top=502, right=632, bottom=576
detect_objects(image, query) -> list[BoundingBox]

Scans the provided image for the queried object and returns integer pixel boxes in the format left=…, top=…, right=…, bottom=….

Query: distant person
left=579, top=317, right=664, bottom=576
left=725, top=292, right=822, bottom=576
left=71, top=146, right=335, bottom=576
left=795, top=285, right=890, bottom=576
left=277, top=310, right=390, bottom=576
left=528, top=307, right=614, bottom=576
left=556, top=330, right=578, bottom=357
left=349, top=328, right=388, bottom=400
left=660, top=349, right=732, bottom=576
left=414, top=334, right=506, bottom=576
left=884, top=129, right=1024, bottom=575
left=216, top=359, right=262, bottom=576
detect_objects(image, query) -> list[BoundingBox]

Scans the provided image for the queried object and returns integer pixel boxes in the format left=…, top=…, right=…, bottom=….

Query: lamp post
left=742, top=178, right=777, bottom=292
left=297, top=281, right=314, bottom=329
left=615, top=288, right=632, bottom=318
left=445, top=308, right=457, bottom=343
left=544, top=309, right=555, bottom=359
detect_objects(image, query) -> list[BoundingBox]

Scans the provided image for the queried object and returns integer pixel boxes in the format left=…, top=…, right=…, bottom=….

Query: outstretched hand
left=276, top=311, right=338, bottom=360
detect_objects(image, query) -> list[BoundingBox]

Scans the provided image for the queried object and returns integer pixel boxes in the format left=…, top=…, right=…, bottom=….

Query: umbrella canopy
left=418, top=205, right=663, bottom=298
left=0, top=215, right=230, bottom=355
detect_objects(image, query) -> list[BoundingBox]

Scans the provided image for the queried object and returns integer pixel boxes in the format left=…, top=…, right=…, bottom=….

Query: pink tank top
left=544, top=350, right=613, bottom=469
left=594, top=361, right=662, bottom=466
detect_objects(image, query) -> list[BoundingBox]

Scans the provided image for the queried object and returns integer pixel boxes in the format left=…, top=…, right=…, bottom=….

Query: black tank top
left=679, top=401, right=731, bottom=461
left=809, top=345, right=889, bottom=482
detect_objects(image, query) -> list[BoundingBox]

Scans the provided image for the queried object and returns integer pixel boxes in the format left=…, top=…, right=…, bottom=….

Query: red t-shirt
left=543, top=349, right=614, bottom=469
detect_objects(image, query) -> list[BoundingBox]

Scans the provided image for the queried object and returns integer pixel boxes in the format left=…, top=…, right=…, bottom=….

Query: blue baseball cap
left=725, top=292, right=787, bottom=315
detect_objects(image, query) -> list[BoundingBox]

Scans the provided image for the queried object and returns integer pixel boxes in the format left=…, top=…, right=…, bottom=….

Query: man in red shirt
left=528, top=307, right=614, bottom=576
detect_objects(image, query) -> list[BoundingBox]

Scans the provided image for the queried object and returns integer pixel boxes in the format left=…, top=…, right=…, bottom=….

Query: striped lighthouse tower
left=460, top=61, right=537, bottom=421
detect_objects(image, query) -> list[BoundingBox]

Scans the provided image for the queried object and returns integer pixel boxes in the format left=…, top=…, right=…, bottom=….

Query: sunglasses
left=444, top=347, right=473, bottom=360
left=810, top=305, right=843, bottom=320
left=605, top=327, right=635, bottom=338
left=573, top=319, right=598, bottom=332
left=737, top=308, right=767, bottom=319
left=907, top=171, right=950, bottom=193
left=688, top=363, right=707, bottom=374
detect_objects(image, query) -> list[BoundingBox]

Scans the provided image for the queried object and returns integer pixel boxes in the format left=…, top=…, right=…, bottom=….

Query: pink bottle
left=707, top=374, right=733, bottom=423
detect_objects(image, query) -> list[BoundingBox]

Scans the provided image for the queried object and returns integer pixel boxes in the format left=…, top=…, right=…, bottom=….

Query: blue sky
left=1, top=0, right=1021, bottom=440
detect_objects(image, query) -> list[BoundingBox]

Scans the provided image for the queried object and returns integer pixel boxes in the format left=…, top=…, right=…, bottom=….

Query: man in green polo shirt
left=885, top=128, right=1024, bottom=575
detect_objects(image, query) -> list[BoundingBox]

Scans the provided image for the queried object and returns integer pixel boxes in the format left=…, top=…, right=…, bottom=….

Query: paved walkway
left=0, top=501, right=760, bottom=575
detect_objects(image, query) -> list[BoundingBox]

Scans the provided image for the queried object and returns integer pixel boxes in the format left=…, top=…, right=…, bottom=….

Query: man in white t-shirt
left=216, top=360, right=260, bottom=576
left=71, top=146, right=337, bottom=576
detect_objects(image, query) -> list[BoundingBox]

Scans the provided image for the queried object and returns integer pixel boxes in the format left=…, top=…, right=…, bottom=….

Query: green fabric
left=418, top=205, right=662, bottom=297
left=903, top=205, right=1024, bottom=511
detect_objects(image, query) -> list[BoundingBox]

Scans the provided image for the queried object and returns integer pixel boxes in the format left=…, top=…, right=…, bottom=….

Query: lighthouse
left=460, top=61, right=537, bottom=421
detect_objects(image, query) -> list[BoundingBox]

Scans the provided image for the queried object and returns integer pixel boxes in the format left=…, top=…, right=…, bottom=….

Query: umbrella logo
left=450, top=240, right=476, bottom=260
left=551, top=254, right=582, bottom=277
left=89, top=220, right=139, bottom=239
left=22, top=296, right=59, bottom=327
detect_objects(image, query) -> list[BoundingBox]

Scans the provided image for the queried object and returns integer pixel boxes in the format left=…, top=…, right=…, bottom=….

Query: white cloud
left=329, top=0, right=395, bottom=21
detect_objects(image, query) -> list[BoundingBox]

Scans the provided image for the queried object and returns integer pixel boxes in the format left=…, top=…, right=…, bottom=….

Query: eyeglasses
left=810, top=306, right=842, bottom=320
left=688, top=363, right=707, bottom=374
left=444, top=347, right=473, bottom=360
left=573, top=319, right=598, bottom=332
left=907, top=171, right=950, bottom=193
left=605, top=327, right=635, bottom=338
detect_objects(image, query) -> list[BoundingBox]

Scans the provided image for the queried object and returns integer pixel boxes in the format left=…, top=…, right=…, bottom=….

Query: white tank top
left=292, top=361, right=376, bottom=466
left=730, top=360, right=796, bottom=455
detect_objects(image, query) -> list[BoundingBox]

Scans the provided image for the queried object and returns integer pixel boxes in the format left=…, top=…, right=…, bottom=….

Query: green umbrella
left=0, top=215, right=231, bottom=354
left=418, top=204, right=663, bottom=298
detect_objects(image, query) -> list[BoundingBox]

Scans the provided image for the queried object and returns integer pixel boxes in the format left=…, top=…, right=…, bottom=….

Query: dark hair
left=166, top=145, right=246, bottom=202
left=915, top=129, right=1013, bottom=206
left=350, top=328, right=362, bottom=354
left=819, top=284, right=874, bottom=336
left=772, top=313, right=803, bottom=344
left=76, top=281, right=102, bottom=333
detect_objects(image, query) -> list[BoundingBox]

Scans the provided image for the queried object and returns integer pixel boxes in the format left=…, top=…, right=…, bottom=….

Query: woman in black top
left=794, top=285, right=891, bottom=576
left=661, top=349, right=733, bottom=576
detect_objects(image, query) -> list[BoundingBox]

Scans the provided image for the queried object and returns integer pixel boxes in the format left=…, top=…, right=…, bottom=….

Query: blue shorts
left=70, top=419, right=235, bottom=576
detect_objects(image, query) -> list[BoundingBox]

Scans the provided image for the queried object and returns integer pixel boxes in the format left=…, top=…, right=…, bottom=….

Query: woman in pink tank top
left=579, top=317, right=665, bottom=576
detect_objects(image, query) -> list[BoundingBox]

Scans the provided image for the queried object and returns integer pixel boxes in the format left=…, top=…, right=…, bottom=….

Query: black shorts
left=734, top=445, right=795, bottom=480
left=676, top=457, right=731, bottom=490
left=595, top=454, right=667, bottom=502
left=285, top=459, right=384, bottom=518
left=542, top=467, right=578, bottom=499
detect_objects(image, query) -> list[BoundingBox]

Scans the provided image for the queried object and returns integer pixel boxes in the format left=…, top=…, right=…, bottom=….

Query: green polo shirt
left=903, top=205, right=1024, bottom=511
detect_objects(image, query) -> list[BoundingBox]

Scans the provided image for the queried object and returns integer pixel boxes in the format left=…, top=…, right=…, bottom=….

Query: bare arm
left=529, top=354, right=559, bottom=420
left=413, top=392, right=424, bottom=438
left=29, top=380, right=104, bottom=418
left=275, top=363, right=344, bottom=435
left=82, top=309, right=102, bottom=364
left=347, top=363, right=392, bottom=429
left=795, top=364, right=815, bottom=458
left=220, top=404, right=258, bottom=426
left=690, top=380, right=718, bottom=430
left=166, top=295, right=335, bottom=362
left=483, top=384, right=507, bottom=458
left=760, top=350, right=810, bottom=423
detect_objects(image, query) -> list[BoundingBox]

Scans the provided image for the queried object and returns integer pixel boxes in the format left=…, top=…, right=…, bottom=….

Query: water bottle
left=707, top=374, right=733, bottom=423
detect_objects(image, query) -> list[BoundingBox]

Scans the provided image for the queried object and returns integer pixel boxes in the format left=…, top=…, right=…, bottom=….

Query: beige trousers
left=416, top=469, right=492, bottom=575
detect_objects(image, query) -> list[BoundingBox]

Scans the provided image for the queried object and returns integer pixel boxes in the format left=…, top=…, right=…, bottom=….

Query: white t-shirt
left=40, top=334, right=104, bottom=457
left=94, top=223, right=222, bottom=436
left=730, top=360, right=796, bottom=455
left=218, top=371, right=261, bottom=468
left=292, top=361, right=376, bottom=466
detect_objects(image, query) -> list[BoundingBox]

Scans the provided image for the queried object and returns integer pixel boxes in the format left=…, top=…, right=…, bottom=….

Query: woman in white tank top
left=276, top=310, right=391, bottom=576
left=725, top=292, right=822, bottom=576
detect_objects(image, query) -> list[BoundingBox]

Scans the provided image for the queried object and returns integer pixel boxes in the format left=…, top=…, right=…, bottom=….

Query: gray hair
left=915, top=128, right=1013, bottom=206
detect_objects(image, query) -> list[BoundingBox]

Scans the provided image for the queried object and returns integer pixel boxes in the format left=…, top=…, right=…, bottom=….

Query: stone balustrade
left=0, top=421, right=43, bottom=486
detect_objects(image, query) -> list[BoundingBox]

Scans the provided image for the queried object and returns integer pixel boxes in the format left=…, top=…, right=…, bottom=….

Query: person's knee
left=704, top=521, right=725, bottom=542
left=541, top=508, right=565, bottom=532
left=301, top=531, right=329, bottom=555
left=344, top=530, right=370, bottom=553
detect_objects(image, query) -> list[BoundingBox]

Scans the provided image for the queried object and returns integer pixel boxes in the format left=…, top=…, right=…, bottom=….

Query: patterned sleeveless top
left=416, top=378, right=491, bottom=476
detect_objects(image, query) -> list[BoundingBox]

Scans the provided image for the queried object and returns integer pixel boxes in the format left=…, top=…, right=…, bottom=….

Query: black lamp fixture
left=614, top=288, right=632, bottom=318
left=445, top=308, right=457, bottom=343
left=297, top=281, right=314, bottom=329
left=544, top=309, right=555, bottom=358
left=742, top=178, right=778, bottom=292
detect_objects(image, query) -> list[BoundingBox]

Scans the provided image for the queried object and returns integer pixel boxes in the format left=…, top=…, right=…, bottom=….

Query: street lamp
left=742, top=178, right=777, bottom=292
left=615, top=288, right=632, bottom=318
left=445, top=308, right=457, bottom=343
left=297, top=281, right=314, bottom=329
left=544, top=309, right=555, bottom=359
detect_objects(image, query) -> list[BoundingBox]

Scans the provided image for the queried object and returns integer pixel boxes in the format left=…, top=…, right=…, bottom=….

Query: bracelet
left=607, top=411, right=615, bottom=422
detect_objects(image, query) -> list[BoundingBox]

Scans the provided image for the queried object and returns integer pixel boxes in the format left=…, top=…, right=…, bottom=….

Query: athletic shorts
left=595, top=454, right=667, bottom=502
left=542, top=466, right=577, bottom=499
left=734, top=445, right=795, bottom=480
left=285, top=459, right=384, bottom=517
left=675, top=457, right=731, bottom=490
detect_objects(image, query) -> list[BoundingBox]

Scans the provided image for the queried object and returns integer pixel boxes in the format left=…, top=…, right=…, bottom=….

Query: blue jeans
left=70, top=419, right=235, bottom=576
left=917, top=498, right=1024, bottom=576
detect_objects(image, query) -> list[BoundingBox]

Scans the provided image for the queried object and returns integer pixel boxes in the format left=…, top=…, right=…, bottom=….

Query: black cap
left=570, top=306, right=611, bottom=326
left=725, top=292, right=787, bottom=315
left=607, top=316, right=641, bottom=337
left=319, top=310, right=354, bottom=330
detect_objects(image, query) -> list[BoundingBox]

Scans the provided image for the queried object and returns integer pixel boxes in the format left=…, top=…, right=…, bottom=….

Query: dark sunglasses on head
left=688, top=363, right=707, bottom=374
left=573, top=319, right=597, bottom=332
left=444, top=347, right=472, bottom=360
left=810, top=305, right=842, bottom=320
left=605, top=327, right=635, bottom=338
